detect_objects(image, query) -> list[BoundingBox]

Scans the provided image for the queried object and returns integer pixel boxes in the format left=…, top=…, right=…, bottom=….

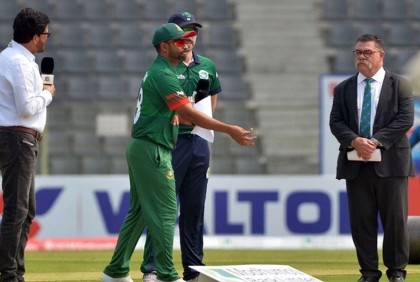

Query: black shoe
left=389, top=277, right=404, bottom=282
left=357, top=277, right=379, bottom=282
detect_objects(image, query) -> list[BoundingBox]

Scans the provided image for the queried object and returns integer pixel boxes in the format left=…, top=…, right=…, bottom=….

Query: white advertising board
left=319, top=74, right=351, bottom=174
left=0, top=174, right=365, bottom=249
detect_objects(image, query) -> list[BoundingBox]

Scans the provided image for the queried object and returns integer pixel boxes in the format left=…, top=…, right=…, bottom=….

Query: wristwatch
left=370, top=138, right=382, bottom=147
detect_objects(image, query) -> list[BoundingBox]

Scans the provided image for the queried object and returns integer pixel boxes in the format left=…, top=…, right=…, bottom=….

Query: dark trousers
left=346, top=163, right=409, bottom=280
left=142, top=134, right=210, bottom=280
left=0, top=131, right=38, bottom=282
left=175, top=135, right=209, bottom=280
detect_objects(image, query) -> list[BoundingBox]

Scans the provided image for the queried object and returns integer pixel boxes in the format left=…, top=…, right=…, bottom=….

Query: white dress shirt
left=357, top=67, right=386, bottom=137
left=0, top=40, right=52, bottom=133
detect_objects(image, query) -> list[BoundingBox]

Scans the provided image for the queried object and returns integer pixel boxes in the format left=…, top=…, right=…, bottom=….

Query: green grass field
left=23, top=249, right=420, bottom=282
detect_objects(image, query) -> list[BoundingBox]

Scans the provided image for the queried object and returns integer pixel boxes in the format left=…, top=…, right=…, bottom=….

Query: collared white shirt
left=0, top=40, right=52, bottom=133
left=357, top=67, right=386, bottom=136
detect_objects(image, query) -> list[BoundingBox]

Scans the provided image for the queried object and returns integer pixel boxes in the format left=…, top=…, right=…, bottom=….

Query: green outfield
left=23, top=249, right=420, bottom=281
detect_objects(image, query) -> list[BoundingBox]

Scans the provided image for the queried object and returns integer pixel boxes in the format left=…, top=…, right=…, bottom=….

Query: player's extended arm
left=176, top=103, right=256, bottom=146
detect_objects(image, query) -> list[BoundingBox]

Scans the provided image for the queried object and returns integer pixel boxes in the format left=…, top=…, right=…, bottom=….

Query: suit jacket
left=329, top=70, right=415, bottom=180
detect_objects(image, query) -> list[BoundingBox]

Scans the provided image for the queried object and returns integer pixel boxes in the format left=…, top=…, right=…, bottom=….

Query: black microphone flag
left=195, top=79, right=210, bottom=103
left=41, top=57, right=54, bottom=84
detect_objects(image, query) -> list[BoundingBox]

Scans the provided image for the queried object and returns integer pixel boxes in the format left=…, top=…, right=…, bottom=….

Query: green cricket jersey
left=176, top=52, right=221, bottom=135
left=132, top=55, right=190, bottom=150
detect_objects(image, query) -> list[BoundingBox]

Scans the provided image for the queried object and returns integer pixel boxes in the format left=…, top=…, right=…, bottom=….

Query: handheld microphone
left=194, top=79, right=210, bottom=103
left=41, top=57, right=54, bottom=85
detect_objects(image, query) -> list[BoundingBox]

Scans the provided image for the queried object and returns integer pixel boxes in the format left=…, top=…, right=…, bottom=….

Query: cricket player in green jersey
left=141, top=11, right=222, bottom=282
left=101, top=23, right=256, bottom=282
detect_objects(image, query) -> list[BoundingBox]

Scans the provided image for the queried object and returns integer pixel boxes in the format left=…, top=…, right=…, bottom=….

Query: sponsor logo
left=0, top=188, right=62, bottom=239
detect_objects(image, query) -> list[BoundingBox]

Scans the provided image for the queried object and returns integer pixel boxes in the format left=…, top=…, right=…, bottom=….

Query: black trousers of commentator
left=0, top=131, right=38, bottom=282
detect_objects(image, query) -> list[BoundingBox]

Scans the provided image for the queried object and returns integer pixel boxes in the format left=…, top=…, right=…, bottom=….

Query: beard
left=168, top=48, right=188, bottom=62
left=178, top=52, right=188, bottom=61
left=36, top=40, right=46, bottom=53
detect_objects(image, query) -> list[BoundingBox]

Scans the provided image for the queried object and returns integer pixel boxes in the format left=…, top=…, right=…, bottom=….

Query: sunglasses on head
left=182, top=26, right=198, bottom=32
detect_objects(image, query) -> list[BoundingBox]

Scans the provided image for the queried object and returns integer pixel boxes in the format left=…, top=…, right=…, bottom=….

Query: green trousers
left=103, top=138, right=180, bottom=281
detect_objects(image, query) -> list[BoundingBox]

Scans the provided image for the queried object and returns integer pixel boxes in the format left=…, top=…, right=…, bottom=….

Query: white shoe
left=101, top=272, right=134, bottom=282
left=143, top=271, right=157, bottom=282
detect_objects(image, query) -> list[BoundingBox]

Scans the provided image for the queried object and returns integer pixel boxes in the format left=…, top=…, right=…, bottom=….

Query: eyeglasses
left=168, top=38, right=189, bottom=47
left=41, top=31, right=52, bottom=38
left=182, top=26, right=198, bottom=32
left=352, top=49, right=381, bottom=58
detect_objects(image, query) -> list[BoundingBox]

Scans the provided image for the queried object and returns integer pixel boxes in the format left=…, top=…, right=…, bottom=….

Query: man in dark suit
left=330, top=34, right=414, bottom=282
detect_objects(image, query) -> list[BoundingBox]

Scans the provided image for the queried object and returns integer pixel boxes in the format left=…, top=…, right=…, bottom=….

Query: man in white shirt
left=0, top=7, right=55, bottom=282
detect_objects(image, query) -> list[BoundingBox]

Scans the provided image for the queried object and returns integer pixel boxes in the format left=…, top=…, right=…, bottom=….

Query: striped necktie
left=359, top=77, right=373, bottom=138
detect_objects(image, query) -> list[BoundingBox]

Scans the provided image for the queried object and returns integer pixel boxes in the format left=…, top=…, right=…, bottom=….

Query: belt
left=0, top=126, right=42, bottom=141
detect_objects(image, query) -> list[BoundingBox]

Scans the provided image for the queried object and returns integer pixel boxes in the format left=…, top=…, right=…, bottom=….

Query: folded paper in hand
left=347, top=149, right=381, bottom=162
left=192, top=96, right=214, bottom=143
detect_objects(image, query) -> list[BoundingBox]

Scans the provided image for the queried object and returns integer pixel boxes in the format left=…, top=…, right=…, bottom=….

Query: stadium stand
left=85, top=23, right=116, bottom=48
left=331, top=49, right=357, bottom=74
left=51, top=23, right=86, bottom=48
left=322, top=0, right=419, bottom=75
left=5, top=0, right=417, bottom=175
left=391, top=49, right=419, bottom=74
left=0, top=0, right=261, bottom=175
left=47, top=130, right=73, bottom=157
left=171, top=0, right=199, bottom=16
left=322, top=0, right=348, bottom=20
left=356, top=23, right=387, bottom=40
left=94, top=74, right=127, bottom=100
left=49, top=156, right=80, bottom=174
left=204, top=24, right=239, bottom=48
left=56, top=50, right=91, bottom=73
left=382, top=0, right=408, bottom=20
left=199, top=0, right=235, bottom=21
left=412, top=0, right=420, bottom=20
left=111, top=1, right=142, bottom=21
left=205, top=49, right=244, bottom=73
left=81, top=156, right=111, bottom=174
left=119, top=49, right=153, bottom=74
left=352, top=0, right=381, bottom=21
left=80, top=0, right=111, bottom=21
left=326, top=23, right=358, bottom=47
left=89, top=50, right=122, bottom=73
left=386, top=22, right=417, bottom=46
left=0, top=1, right=21, bottom=21
left=141, top=0, right=172, bottom=21
left=21, top=0, right=50, bottom=14
left=72, top=132, right=101, bottom=156
left=51, top=0, right=83, bottom=21
left=0, top=25, right=12, bottom=48
left=114, top=22, right=145, bottom=48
